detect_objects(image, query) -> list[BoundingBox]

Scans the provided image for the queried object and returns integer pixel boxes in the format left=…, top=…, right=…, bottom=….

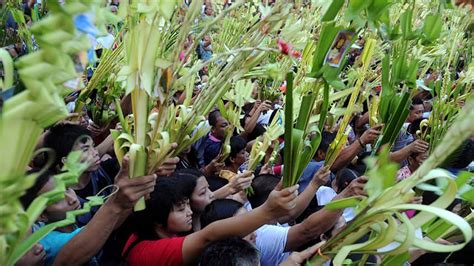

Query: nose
left=186, top=206, right=193, bottom=217
left=65, top=189, right=78, bottom=205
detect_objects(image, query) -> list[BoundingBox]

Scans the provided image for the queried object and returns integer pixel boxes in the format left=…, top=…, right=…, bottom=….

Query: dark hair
left=201, top=199, right=243, bottom=228
left=209, top=110, right=222, bottom=127
left=225, top=136, right=247, bottom=166
left=20, top=169, right=53, bottom=209
left=199, top=237, right=260, bottom=266
left=407, top=118, right=424, bottom=135
left=334, top=168, right=359, bottom=193
left=316, top=131, right=337, bottom=154
left=410, top=97, right=424, bottom=110
left=43, top=124, right=92, bottom=169
left=248, top=174, right=280, bottom=208
left=174, top=168, right=203, bottom=198
left=132, top=177, right=188, bottom=240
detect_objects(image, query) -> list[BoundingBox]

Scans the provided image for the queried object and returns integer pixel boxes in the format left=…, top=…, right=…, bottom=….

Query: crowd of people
left=3, top=0, right=474, bottom=266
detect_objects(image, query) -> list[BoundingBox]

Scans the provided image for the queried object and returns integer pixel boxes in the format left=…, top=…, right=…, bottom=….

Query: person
left=194, top=110, right=229, bottom=168
left=390, top=97, right=429, bottom=166
left=15, top=226, right=46, bottom=266
left=223, top=135, right=249, bottom=174
left=202, top=171, right=367, bottom=266
left=174, top=168, right=253, bottom=232
left=20, top=157, right=156, bottom=266
left=396, top=151, right=428, bottom=181
left=199, top=237, right=260, bottom=266
left=122, top=176, right=299, bottom=265
left=43, top=123, right=178, bottom=226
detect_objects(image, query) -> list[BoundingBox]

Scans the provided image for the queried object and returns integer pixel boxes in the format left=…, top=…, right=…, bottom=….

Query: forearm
left=285, top=208, right=343, bottom=251
left=183, top=206, right=273, bottom=264
left=204, top=206, right=273, bottom=242
left=213, top=184, right=234, bottom=199
left=331, top=141, right=363, bottom=172
left=280, top=182, right=319, bottom=223
left=96, top=134, right=114, bottom=157
left=389, top=146, right=411, bottom=163
left=53, top=202, right=124, bottom=266
left=242, top=113, right=260, bottom=138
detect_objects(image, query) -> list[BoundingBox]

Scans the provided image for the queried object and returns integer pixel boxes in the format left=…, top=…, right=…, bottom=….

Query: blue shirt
left=297, top=160, right=335, bottom=194
left=40, top=227, right=83, bottom=266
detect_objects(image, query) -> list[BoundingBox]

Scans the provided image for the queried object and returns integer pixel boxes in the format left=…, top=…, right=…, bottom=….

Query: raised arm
left=278, top=166, right=330, bottom=224
left=285, top=176, right=367, bottom=251
left=53, top=158, right=156, bottom=266
left=182, top=183, right=299, bottom=264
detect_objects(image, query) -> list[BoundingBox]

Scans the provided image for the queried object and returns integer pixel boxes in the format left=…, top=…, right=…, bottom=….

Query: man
left=194, top=110, right=229, bottom=168
left=390, top=97, right=429, bottom=166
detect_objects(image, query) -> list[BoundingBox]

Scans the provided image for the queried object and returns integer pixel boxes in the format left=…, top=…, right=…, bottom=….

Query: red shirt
left=123, top=234, right=186, bottom=266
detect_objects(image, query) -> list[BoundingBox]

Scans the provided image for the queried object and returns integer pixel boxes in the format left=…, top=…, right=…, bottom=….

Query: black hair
left=334, top=168, right=359, bottom=193
left=410, top=97, right=424, bottom=110
left=20, top=169, right=54, bottom=209
left=174, top=168, right=203, bottom=198
left=43, top=124, right=92, bottom=169
left=225, top=136, right=247, bottom=166
left=248, top=174, right=280, bottom=208
left=208, top=110, right=222, bottom=127
left=132, top=177, right=188, bottom=240
left=407, top=118, right=424, bottom=135
left=201, top=199, right=243, bottom=228
left=199, top=237, right=260, bottom=266
left=316, top=131, right=337, bottom=154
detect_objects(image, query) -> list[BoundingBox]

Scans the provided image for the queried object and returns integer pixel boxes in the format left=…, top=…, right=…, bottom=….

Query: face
left=72, top=137, right=100, bottom=172
left=15, top=227, right=46, bottom=266
left=40, top=178, right=81, bottom=223
left=235, top=208, right=257, bottom=245
left=232, top=149, right=248, bottom=167
left=212, top=116, right=229, bottom=140
left=409, top=151, right=428, bottom=169
left=167, top=199, right=193, bottom=234
left=191, top=176, right=215, bottom=212
left=407, top=104, right=424, bottom=123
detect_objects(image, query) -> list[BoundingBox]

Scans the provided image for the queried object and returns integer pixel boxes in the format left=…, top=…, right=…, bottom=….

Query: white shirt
left=256, top=224, right=290, bottom=266
left=316, top=186, right=355, bottom=222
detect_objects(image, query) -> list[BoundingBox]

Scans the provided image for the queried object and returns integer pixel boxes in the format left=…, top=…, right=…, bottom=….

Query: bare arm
left=53, top=158, right=156, bottom=266
left=284, top=177, right=367, bottom=251
left=278, top=167, right=330, bottom=224
left=96, top=133, right=114, bottom=157
left=182, top=184, right=299, bottom=264
left=332, top=125, right=381, bottom=172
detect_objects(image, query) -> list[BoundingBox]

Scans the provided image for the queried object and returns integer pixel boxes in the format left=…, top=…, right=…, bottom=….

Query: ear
left=61, top=156, right=67, bottom=166
left=38, top=213, right=48, bottom=223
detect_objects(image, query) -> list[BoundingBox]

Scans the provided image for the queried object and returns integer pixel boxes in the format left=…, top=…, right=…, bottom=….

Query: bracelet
left=357, top=138, right=365, bottom=148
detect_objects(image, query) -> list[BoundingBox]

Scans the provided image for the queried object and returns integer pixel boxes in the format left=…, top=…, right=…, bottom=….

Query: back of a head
left=334, top=168, right=359, bottom=193
left=248, top=174, right=280, bottom=208
left=199, top=237, right=260, bottom=266
left=43, top=123, right=92, bottom=169
left=201, top=199, right=243, bottom=228
left=317, top=131, right=337, bottom=154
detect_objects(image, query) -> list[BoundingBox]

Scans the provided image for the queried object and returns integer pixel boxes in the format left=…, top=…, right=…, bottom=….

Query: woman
left=174, top=168, right=254, bottom=232
left=122, top=176, right=299, bottom=265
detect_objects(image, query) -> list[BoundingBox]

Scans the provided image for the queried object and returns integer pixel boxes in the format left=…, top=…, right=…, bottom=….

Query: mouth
left=73, top=203, right=82, bottom=210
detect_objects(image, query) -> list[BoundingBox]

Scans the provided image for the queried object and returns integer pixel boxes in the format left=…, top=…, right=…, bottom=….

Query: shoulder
left=124, top=236, right=186, bottom=266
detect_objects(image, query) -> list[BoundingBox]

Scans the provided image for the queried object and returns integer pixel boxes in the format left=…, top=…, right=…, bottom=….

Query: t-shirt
left=316, top=186, right=355, bottom=222
left=298, top=160, right=335, bottom=193
left=256, top=224, right=290, bottom=266
left=75, top=159, right=118, bottom=227
left=123, top=234, right=185, bottom=266
left=391, top=124, right=414, bottom=167
left=203, top=134, right=222, bottom=167
left=39, top=226, right=85, bottom=266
